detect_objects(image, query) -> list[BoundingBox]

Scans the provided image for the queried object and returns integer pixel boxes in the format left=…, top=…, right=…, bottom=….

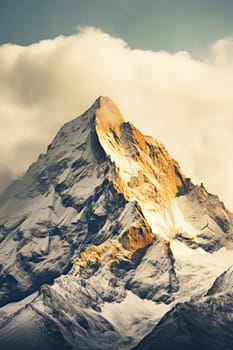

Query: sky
left=1, top=0, right=233, bottom=54
left=0, top=1, right=233, bottom=208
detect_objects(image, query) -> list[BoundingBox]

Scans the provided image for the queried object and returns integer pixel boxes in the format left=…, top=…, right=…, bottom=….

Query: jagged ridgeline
left=0, top=97, right=233, bottom=350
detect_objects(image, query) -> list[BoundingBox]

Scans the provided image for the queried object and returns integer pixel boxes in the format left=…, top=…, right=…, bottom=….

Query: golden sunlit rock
left=74, top=219, right=154, bottom=271
left=95, top=97, right=187, bottom=211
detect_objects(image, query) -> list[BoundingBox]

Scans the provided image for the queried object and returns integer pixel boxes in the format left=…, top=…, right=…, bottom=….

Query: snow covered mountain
left=0, top=96, right=233, bottom=350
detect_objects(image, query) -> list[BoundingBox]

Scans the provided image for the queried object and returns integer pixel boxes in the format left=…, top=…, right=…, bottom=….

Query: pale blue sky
left=1, top=0, right=233, bottom=54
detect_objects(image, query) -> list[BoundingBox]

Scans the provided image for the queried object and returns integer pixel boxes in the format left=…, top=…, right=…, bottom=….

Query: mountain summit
left=0, top=97, right=233, bottom=350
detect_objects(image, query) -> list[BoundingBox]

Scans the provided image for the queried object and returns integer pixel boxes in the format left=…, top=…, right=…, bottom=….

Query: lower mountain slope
left=134, top=266, right=233, bottom=350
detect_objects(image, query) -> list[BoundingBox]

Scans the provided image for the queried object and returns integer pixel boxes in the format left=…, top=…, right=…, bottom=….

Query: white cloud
left=0, top=27, right=233, bottom=208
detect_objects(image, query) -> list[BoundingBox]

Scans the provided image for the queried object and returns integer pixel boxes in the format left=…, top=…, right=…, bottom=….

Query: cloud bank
left=1, top=27, right=233, bottom=208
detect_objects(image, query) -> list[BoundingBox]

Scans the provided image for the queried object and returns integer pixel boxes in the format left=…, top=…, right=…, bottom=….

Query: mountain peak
left=94, top=97, right=188, bottom=214
left=95, top=96, right=124, bottom=132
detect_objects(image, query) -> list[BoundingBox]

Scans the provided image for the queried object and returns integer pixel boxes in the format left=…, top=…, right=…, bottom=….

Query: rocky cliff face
left=0, top=97, right=233, bottom=350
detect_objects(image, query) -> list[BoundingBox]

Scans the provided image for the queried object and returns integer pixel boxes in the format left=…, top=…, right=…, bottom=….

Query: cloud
left=0, top=27, right=233, bottom=208
left=0, top=167, right=16, bottom=193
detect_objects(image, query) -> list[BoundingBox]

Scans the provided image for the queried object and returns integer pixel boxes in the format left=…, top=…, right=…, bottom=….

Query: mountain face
left=0, top=96, right=233, bottom=350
